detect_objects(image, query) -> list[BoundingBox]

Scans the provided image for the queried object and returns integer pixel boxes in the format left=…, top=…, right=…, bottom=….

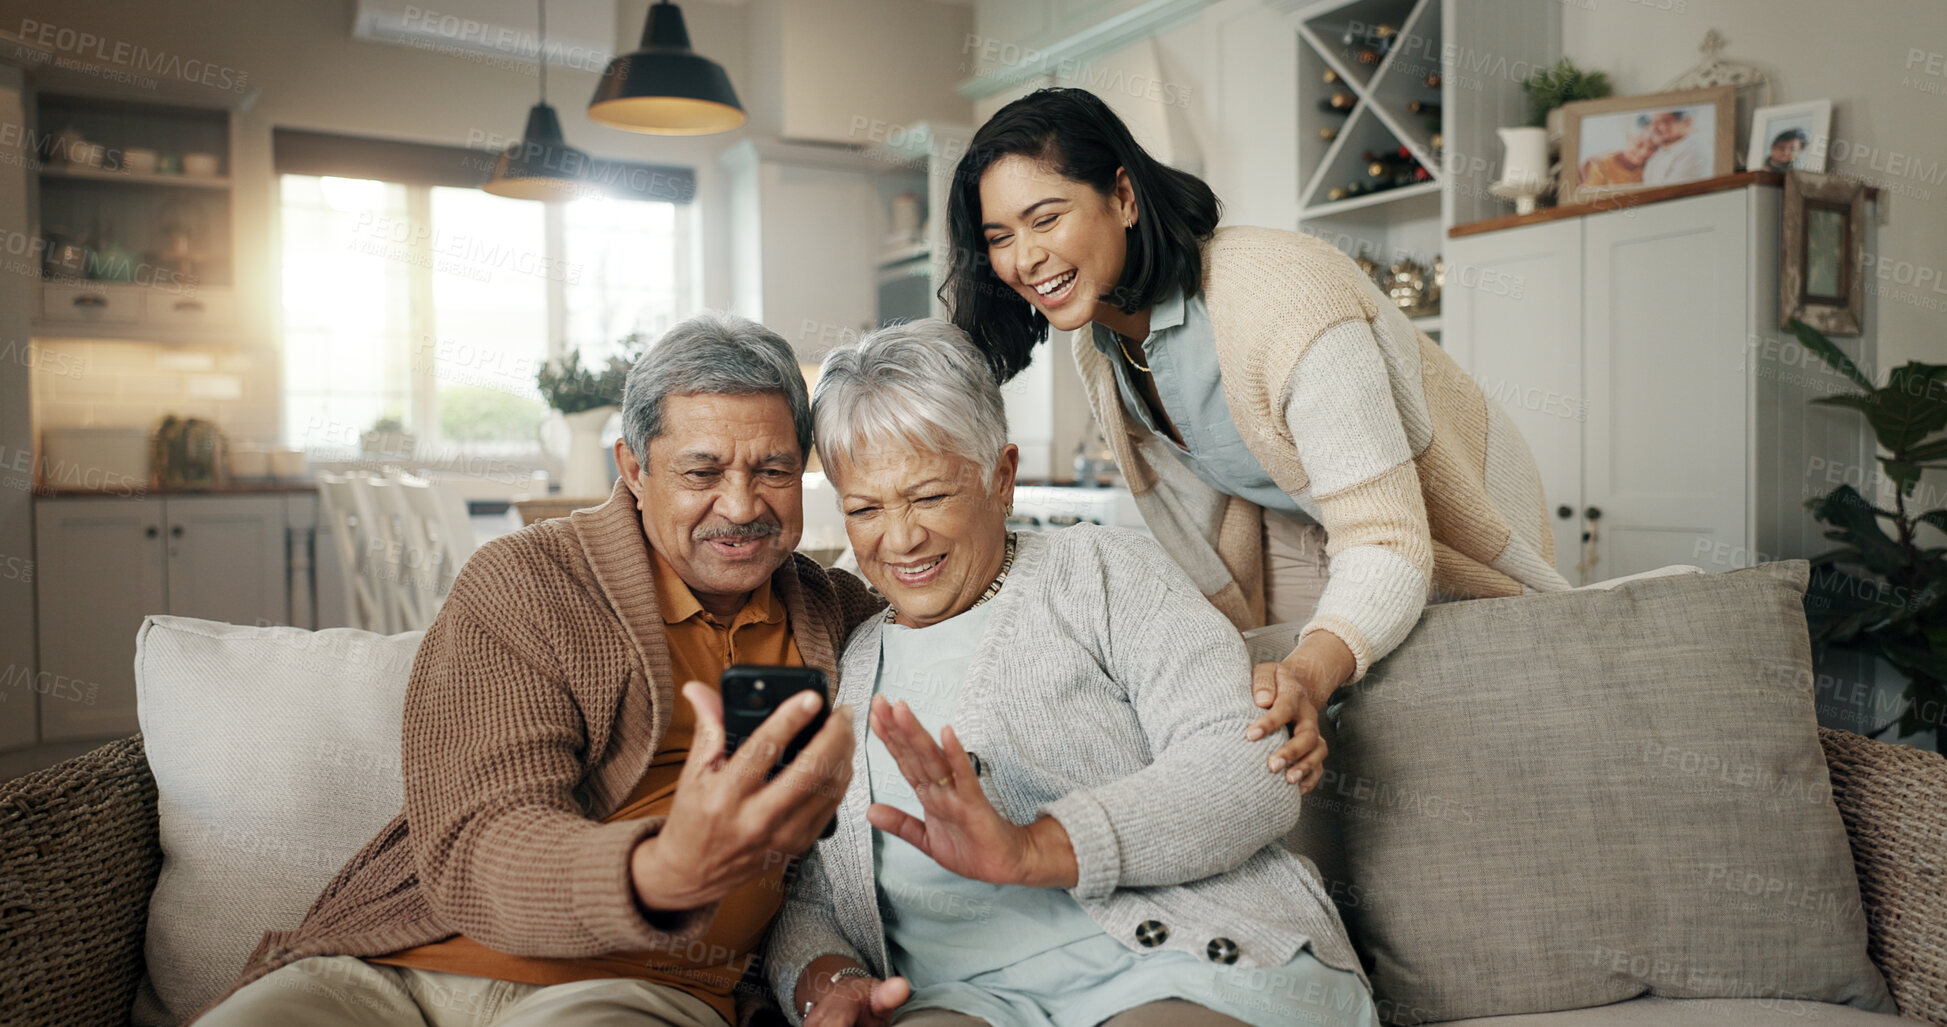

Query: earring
left=1006, top=502, right=1015, bottom=516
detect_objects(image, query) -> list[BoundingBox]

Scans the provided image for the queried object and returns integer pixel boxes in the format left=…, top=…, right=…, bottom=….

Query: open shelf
left=1295, top=0, right=1421, bottom=91
left=40, top=165, right=232, bottom=189
left=1290, top=0, right=1446, bottom=323
left=1363, top=0, right=1443, bottom=165
left=1302, top=178, right=1440, bottom=220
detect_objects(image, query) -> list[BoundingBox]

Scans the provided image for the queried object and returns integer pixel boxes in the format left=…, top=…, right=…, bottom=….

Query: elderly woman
left=767, top=320, right=1376, bottom=1027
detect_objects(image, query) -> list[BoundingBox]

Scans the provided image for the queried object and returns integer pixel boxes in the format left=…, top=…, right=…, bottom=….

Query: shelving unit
left=1264, top=0, right=1561, bottom=336
left=861, top=121, right=972, bottom=325
left=29, top=92, right=240, bottom=341
left=38, top=165, right=233, bottom=189
left=1291, top=0, right=1448, bottom=331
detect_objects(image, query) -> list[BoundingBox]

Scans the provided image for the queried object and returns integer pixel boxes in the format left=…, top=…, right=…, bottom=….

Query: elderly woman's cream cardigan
left=1074, top=226, right=1570, bottom=679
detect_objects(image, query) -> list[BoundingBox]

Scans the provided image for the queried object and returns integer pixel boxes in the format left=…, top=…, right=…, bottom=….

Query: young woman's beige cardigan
left=1074, top=226, right=1570, bottom=679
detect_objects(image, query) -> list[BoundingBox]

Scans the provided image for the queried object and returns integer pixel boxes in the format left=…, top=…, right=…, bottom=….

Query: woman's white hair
left=812, top=319, right=1010, bottom=481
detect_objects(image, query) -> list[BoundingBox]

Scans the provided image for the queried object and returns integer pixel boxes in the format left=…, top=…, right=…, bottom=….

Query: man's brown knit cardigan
left=190, top=477, right=883, bottom=1021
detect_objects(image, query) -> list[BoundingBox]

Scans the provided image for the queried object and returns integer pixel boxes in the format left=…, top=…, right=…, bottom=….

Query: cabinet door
left=34, top=498, right=167, bottom=741
left=1583, top=190, right=1749, bottom=581
left=163, top=495, right=290, bottom=627
left=1447, top=219, right=1585, bottom=583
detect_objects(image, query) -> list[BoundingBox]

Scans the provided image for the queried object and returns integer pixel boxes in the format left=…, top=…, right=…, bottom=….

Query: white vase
left=559, top=406, right=618, bottom=499
left=1497, top=127, right=1550, bottom=190
left=1492, top=126, right=1552, bottom=214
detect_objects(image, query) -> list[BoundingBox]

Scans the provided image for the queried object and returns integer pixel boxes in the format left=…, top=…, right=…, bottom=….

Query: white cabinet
left=31, top=498, right=168, bottom=742
left=1443, top=218, right=1583, bottom=578
left=37, top=282, right=239, bottom=339
left=1447, top=182, right=1876, bottom=585
left=33, top=494, right=293, bottom=742
left=160, top=496, right=288, bottom=625
left=1582, top=192, right=1752, bottom=578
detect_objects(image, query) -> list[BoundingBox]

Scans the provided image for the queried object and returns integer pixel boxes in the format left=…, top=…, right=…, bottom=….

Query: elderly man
left=194, top=313, right=881, bottom=1027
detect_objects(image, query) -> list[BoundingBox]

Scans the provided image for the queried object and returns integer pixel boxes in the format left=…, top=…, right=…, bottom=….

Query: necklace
left=885, top=532, right=1018, bottom=624
left=1114, top=332, right=1151, bottom=373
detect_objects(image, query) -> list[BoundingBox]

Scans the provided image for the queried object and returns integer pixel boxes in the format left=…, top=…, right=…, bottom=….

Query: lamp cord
left=537, top=0, right=547, bottom=101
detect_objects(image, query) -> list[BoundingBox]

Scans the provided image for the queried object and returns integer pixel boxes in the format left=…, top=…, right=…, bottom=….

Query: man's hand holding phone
left=628, top=677, right=853, bottom=913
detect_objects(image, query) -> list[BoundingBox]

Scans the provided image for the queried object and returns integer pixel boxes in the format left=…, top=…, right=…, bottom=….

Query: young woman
left=942, top=88, right=1570, bottom=782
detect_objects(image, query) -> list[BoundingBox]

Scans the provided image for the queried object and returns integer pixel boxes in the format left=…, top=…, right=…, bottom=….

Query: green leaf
left=1790, top=318, right=1875, bottom=391
left=1812, top=366, right=1947, bottom=454
left=1804, top=567, right=1896, bottom=641
left=1882, top=642, right=1947, bottom=681
left=1904, top=438, right=1947, bottom=462
left=1810, top=485, right=1909, bottom=576
left=1883, top=459, right=1922, bottom=496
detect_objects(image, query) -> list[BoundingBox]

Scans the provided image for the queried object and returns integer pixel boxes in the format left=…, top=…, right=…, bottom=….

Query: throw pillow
left=132, top=615, right=422, bottom=1026
left=1320, top=561, right=1893, bottom=1023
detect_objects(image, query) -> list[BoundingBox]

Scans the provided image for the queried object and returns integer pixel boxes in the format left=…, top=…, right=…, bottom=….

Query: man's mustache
left=693, top=519, right=782, bottom=543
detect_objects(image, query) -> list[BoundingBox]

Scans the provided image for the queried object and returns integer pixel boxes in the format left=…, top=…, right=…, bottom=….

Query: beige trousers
left=195, top=955, right=728, bottom=1027
left=896, top=998, right=1251, bottom=1027
left=1261, top=515, right=1332, bottom=629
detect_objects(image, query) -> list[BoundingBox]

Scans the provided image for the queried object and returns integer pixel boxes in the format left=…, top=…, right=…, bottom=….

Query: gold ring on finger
left=935, top=775, right=953, bottom=788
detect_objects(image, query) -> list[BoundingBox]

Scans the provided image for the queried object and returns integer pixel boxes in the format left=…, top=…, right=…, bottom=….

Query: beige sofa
left=2, top=729, right=1942, bottom=1026
left=2, top=564, right=1944, bottom=1027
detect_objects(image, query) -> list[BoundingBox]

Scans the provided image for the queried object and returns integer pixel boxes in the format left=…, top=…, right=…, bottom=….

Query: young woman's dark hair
left=940, top=87, right=1220, bottom=382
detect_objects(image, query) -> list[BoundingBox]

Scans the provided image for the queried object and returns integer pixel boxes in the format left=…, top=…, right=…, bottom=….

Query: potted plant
left=1793, top=318, right=1947, bottom=752
left=536, top=337, right=642, bottom=498
left=1523, top=58, right=1613, bottom=136
left=360, top=415, right=415, bottom=461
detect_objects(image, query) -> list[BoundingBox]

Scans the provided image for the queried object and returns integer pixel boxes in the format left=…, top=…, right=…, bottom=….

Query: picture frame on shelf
left=1557, top=85, right=1736, bottom=206
left=1747, top=99, right=1831, bottom=174
left=1780, top=170, right=1865, bottom=336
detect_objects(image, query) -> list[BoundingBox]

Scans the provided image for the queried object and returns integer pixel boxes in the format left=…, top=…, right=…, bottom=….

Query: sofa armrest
left=0, top=735, right=162, bottom=1027
left=1820, top=726, right=1947, bottom=1026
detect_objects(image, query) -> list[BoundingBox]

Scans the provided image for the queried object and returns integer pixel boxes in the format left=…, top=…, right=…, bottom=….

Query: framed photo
left=1558, top=85, right=1737, bottom=205
left=1748, top=99, right=1831, bottom=174
left=1781, top=170, right=1865, bottom=335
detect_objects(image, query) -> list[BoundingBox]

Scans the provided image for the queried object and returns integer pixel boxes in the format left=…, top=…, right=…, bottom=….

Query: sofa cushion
left=132, top=615, right=422, bottom=1026
left=1313, top=561, right=1893, bottom=1024
left=1428, top=995, right=1907, bottom=1025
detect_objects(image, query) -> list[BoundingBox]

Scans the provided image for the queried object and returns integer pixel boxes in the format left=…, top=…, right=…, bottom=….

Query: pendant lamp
left=483, top=0, right=592, bottom=201
left=588, top=1, right=745, bottom=135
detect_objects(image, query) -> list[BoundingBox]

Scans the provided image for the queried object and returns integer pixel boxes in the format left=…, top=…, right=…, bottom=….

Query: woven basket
left=1819, top=726, right=1947, bottom=1025
left=0, top=735, right=161, bottom=1026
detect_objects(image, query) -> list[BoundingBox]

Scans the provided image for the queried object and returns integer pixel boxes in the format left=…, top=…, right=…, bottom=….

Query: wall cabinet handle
left=170, top=524, right=184, bottom=537
left=1555, top=505, right=1573, bottom=520
left=145, top=525, right=159, bottom=538
left=1584, top=506, right=1602, bottom=521
left=173, top=299, right=205, bottom=313
left=72, top=294, right=108, bottom=309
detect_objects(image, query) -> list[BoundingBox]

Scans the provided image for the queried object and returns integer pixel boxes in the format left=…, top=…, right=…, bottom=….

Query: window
left=278, top=174, right=690, bottom=465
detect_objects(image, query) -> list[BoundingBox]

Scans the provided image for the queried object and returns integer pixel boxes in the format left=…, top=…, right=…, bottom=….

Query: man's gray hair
left=620, top=312, right=812, bottom=460
left=813, top=318, right=1009, bottom=479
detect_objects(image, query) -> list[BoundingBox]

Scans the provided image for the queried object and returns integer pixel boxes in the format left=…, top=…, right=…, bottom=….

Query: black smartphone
left=719, top=664, right=830, bottom=775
